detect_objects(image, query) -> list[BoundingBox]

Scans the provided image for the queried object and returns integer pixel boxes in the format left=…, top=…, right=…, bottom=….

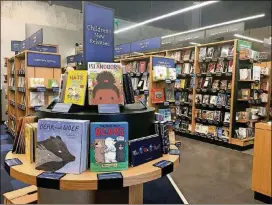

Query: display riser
left=175, top=131, right=254, bottom=151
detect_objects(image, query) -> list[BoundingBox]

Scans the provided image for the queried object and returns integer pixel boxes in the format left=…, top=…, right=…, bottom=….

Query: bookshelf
left=7, top=50, right=61, bottom=138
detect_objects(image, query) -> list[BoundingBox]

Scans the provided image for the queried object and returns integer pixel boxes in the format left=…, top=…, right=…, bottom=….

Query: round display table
left=5, top=147, right=179, bottom=204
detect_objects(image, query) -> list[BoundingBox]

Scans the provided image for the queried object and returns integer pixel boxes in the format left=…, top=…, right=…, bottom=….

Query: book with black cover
left=129, top=134, right=162, bottom=167
left=207, top=47, right=214, bottom=59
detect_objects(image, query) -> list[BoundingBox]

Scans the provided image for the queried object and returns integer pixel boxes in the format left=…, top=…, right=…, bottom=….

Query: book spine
left=123, top=74, right=131, bottom=104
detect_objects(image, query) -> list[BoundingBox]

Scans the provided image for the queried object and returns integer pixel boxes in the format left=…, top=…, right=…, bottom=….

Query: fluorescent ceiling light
left=162, top=13, right=265, bottom=39
left=189, top=42, right=201, bottom=45
left=234, top=34, right=264, bottom=43
left=114, top=1, right=218, bottom=34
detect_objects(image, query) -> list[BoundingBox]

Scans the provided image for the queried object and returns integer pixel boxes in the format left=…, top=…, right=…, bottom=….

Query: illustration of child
left=67, top=87, right=74, bottom=101
left=73, top=87, right=80, bottom=102
left=92, top=71, right=121, bottom=104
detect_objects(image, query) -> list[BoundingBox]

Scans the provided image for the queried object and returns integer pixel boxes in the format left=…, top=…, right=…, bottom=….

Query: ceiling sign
left=174, top=31, right=205, bottom=43
left=205, top=22, right=244, bottom=39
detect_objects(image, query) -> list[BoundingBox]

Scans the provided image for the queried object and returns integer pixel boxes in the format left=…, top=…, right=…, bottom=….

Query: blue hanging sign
left=84, top=2, right=114, bottom=64
left=29, top=29, right=43, bottom=49
left=27, top=52, right=61, bottom=68
left=19, top=39, right=30, bottom=52
left=11, top=41, right=21, bottom=52
left=30, top=45, right=57, bottom=53
left=130, top=37, right=161, bottom=53
left=114, top=43, right=130, bottom=56
left=152, top=57, right=175, bottom=68
left=67, top=54, right=83, bottom=64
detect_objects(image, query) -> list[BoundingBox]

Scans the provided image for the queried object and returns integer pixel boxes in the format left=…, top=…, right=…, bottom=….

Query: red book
left=151, top=88, right=165, bottom=103
left=139, top=61, right=147, bottom=73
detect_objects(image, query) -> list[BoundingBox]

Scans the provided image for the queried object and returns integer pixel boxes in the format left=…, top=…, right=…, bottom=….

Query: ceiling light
left=162, top=13, right=265, bottom=39
left=189, top=42, right=201, bottom=46
left=234, top=34, right=264, bottom=43
left=114, top=1, right=218, bottom=34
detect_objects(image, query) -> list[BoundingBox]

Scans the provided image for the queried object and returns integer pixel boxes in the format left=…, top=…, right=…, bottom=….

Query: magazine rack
left=5, top=147, right=179, bottom=204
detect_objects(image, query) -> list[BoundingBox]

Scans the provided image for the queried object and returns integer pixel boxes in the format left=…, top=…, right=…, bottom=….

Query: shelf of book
left=7, top=50, right=61, bottom=138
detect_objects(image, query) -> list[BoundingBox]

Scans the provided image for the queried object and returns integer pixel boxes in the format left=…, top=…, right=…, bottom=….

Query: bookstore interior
left=0, top=1, right=271, bottom=204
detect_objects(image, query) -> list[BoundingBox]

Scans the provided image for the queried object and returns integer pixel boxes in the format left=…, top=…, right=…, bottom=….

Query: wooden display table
left=252, top=122, right=272, bottom=203
left=5, top=146, right=179, bottom=204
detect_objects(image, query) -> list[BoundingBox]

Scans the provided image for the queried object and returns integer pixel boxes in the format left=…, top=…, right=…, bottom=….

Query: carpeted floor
left=0, top=124, right=183, bottom=204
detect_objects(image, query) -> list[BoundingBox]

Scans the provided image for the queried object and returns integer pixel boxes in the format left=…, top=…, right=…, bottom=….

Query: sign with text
left=29, top=29, right=43, bottom=49
left=11, top=40, right=21, bottom=52
left=98, top=104, right=120, bottom=114
left=67, top=54, right=83, bottom=64
left=206, top=22, right=244, bottom=39
left=130, top=37, right=161, bottom=53
left=237, top=40, right=252, bottom=52
left=114, top=43, right=130, bottom=56
left=30, top=45, right=57, bottom=53
left=152, top=57, right=175, bottom=68
left=19, top=39, right=30, bottom=52
left=175, top=31, right=205, bottom=43
left=84, top=2, right=114, bottom=64
left=27, top=52, right=61, bottom=68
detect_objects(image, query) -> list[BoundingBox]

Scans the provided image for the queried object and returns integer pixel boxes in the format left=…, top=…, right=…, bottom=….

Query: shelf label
left=144, top=90, right=149, bottom=95
left=19, top=39, right=30, bottom=52
left=67, top=54, right=83, bottom=64
left=163, top=101, right=169, bottom=106
left=29, top=29, right=43, bottom=49
left=11, top=40, right=21, bottom=52
left=37, top=87, right=46, bottom=92
left=98, top=104, right=120, bottom=114
left=52, top=87, right=60, bottom=92
left=52, top=103, right=72, bottom=113
left=114, top=43, right=130, bottom=56
left=84, top=2, right=114, bottom=63
left=165, top=79, right=172, bottom=84
left=30, top=45, right=57, bottom=53
left=27, top=52, right=61, bottom=68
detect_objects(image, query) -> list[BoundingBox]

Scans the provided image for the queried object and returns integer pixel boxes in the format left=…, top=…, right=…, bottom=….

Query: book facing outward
left=151, top=88, right=165, bottom=103
left=30, top=92, right=44, bottom=107
left=64, top=70, right=88, bottom=106
left=36, top=118, right=89, bottom=174
left=29, top=78, right=45, bottom=88
left=90, top=122, right=128, bottom=172
left=153, top=66, right=167, bottom=81
left=48, top=79, right=59, bottom=88
left=88, top=63, right=124, bottom=105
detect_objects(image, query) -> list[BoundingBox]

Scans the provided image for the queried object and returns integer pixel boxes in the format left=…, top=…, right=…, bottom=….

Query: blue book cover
left=158, top=109, right=171, bottom=121
left=90, top=122, right=129, bottom=172
left=36, top=119, right=88, bottom=174
left=129, top=134, right=162, bottom=167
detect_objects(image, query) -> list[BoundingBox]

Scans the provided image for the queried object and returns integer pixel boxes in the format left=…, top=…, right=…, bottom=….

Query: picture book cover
left=167, top=67, right=177, bottom=80
left=139, top=61, right=147, bottom=73
left=206, top=47, right=214, bottom=59
left=88, top=63, right=124, bottom=105
left=48, top=79, right=59, bottom=88
left=210, top=95, right=217, bottom=105
left=207, top=62, right=216, bottom=73
left=29, top=78, right=45, bottom=88
left=215, top=59, right=224, bottom=72
left=158, top=109, right=171, bottom=121
left=175, top=64, right=182, bottom=75
left=200, top=63, right=207, bottom=73
left=90, top=122, right=128, bottom=172
left=213, top=47, right=221, bottom=58
left=64, top=70, right=88, bottom=106
left=153, top=66, right=167, bottom=81
left=165, top=87, right=175, bottom=102
left=199, top=47, right=207, bottom=59
left=151, top=88, right=165, bottom=103
left=129, top=134, right=162, bottom=167
left=30, top=92, right=44, bottom=107
left=220, top=45, right=229, bottom=58
left=174, top=80, right=181, bottom=89
left=36, top=119, right=89, bottom=174
left=183, top=50, right=191, bottom=61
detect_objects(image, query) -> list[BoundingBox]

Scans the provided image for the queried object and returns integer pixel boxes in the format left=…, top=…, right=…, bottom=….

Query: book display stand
left=5, top=105, right=180, bottom=204
left=7, top=50, right=61, bottom=139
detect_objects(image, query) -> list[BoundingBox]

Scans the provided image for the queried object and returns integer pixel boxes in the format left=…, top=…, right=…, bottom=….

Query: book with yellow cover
left=25, top=123, right=34, bottom=163
left=180, top=79, right=186, bottom=89
left=64, top=70, right=88, bottom=105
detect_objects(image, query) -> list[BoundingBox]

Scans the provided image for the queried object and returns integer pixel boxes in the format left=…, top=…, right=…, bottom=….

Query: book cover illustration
left=88, top=63, right=124, bottom=105
left=228, top=44, right=234, bottom=57
left=183, top=50, right=191, bottom=61
left=129, top=134, right=162, bottom=167
left=200, top=63, right=207, bottom=73
left=175, top=64, right=182, bottom=75
left=217, top=93, right=226, bottom=106
left=220, top=45, right=229, bottom=57
left=213, top=47, right=221, bottom=58
left=174, top=80, right=181, bottom=89
left=210, top=95, right=217, bottom=105
left=90, top=122, right=128, bottom=172
left=224, top=112, right=230, bottom=123
left=158, top=109, right=171, bottom=121
left=195, top=94, right=202, bottom=104
left=36, top=119, right=89, bottom=174
left=151, top=88, right=165, bottom=103
left=30, top=92, right=44, bottom=107
left=153, top=66, right=167, bottom=81
left=48, top=79, right=59, bottom=88
left=167, top=67, right=177, bottom=80
left=206, top=47, right=214, bottom=59
left=203, top=95, right=210, bottom=104
left=139, top=61, right=147, bottom=73
left=29, top=78, right=45, bottom=88
left=64, top=70, right=88, bottom=106
left=199, top=47, right=207, bottom=59
left=220, top=80, right=228, bottom=90
left=207, top=62, right=216, bottom=73
left=228, top=59, right=233, bottom=72
left=165, top=87, right=175, bottom=102
left=212, top=80, right=220, bottom=89
left=214, top=111, right=222, bottom=122
left=215, top=59, right=224, bottom=72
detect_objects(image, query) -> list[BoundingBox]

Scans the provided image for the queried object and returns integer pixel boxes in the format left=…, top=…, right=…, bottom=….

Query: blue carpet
left=0, top=123, right=183, bottom=204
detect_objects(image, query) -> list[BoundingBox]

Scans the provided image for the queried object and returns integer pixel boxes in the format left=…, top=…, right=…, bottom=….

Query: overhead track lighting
left=114, top=1, right=218, bottom=34
left=234, top=34, right=264, bottom=43
left=162, top=14, right=265, bottom=39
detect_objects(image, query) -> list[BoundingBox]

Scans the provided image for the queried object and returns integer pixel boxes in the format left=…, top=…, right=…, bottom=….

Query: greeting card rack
left=7, top=50, right=61, bottom=138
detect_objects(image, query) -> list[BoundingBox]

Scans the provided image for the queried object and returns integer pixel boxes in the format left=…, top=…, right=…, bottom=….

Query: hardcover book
left=139, top=61, right=147, bottom=73
left=167, top=67, right=177, bottom=80
left=64, top=70, right=88, bottom=106
left=183, top=50, right=191, bottom=61
left=207, top=62, right=216, bottom=73
left=30, top=92, right=44, bottom=107
left=36, top=119, right=89, bottom=174
left=29, top=78, right=45, bottom=88
left=90, top=122, right=128, bottom=172
left=206, top=47, right=214, bottom=59
left=151, top=88, right=165, bottom=103
left=220, top=45, right=229, bottom=58
left=220, top=80, right=228, bottom=90
left=88, top=63, right=124, bottom=105
left=199, top=47, right=207, bottom=60
left=48, top=79, right=59, bottom=88
left=212, top=80, right=220, bottom=89
left=153, top=66, right=167, bottom=81
left=129, top=134, right=162, bottom=167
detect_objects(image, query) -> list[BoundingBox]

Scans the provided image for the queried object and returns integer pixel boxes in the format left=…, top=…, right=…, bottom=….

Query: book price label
left=98, top=104, right=120, bottom=114
left=38, top=172, right=66, bottom=180
left=5, top=158, right=22, bottom=167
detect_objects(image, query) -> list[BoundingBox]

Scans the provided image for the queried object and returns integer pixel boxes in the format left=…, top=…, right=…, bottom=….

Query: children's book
left=207, top=62, right=216, bottom=73
left=153, top=66, right=167, bottom=81
left=64, top=70, right=88, bottom=106
left=48, top=79, right=59, bottom=88
left=88, top=63, right=124, bottom=105
left=139, top=61, right=147, bottom=73
left=207, top=47, right=214, bottom=59
left=36, top=118, right=89, bottom=174
left=158, top=109, right=172, bottom=121
left=30, top=92, right=44, bottom=107
left=175, top=64, right=182, bottom=75
left=199, top=47, right=207, bottom=59
left=165, top=87, right=175, bottom=102
left=29, top=78, right=44, bottom=88
left=220, top=45, right=229, bottom=57
left=90, top=122, right=128, bottom=172
left=151, top=88, right=165, bottom=103
left=183, top=50, right=191, bottom=61
left=167, top=67, right=177, bottom=80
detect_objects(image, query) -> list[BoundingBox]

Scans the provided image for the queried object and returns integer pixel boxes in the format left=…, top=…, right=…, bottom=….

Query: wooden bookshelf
left=7, top=50, right=61, bottom=136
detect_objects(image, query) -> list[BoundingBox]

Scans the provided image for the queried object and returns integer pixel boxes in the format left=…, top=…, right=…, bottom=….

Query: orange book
left=151, top=88, right=165, bottom=103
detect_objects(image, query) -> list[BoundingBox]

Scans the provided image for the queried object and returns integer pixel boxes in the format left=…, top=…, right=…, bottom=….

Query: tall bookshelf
left=7, top=50, right=61, bottom=138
